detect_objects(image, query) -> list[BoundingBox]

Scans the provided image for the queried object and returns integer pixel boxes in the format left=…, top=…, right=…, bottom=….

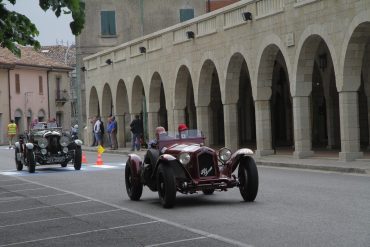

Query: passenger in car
left=178, top=123, right=188, bottom=138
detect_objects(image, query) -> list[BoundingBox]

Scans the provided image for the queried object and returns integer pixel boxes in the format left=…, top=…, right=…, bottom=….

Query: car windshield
left=33, top=122, right=58, bottom=129
left=158, top=129, right=203, bottom=141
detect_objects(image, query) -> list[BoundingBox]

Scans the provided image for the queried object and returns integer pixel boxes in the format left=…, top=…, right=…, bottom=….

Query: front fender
left=225, top=148, right=254, bottom=174
left=153, top=154, right=187, bottom=179
left=127, top=154, right=143, bottom=180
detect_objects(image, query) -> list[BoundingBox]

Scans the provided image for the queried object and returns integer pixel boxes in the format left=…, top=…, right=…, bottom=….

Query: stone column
left=196, top=106, right=211, bottom=146
left=116, top=114, right=126, bottom=148
left=255, top=100, right=274, bottom=157
left=339, top=91, right=363, bottom=161
left=293, top=96, right=314, bottom=158
left=147, top=112, right=159, bottom=140
left=367, top=96, right=370, bottom=150
left=223, top=103, right=238, bottom=152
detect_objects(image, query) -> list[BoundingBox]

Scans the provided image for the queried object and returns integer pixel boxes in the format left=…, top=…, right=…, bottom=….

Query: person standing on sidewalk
left=110, top=116, right=118, bottom=150
left=94, top=116, right=103, bottom=146
left=7, top=120, right=17, bottom=149
left=130, top=115, right=142, bottom=151
left=107, top=116, right=113, bottom=148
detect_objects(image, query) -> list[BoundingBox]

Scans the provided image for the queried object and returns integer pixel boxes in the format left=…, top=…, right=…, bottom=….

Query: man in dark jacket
left=130, top=115, right=142, bottom=151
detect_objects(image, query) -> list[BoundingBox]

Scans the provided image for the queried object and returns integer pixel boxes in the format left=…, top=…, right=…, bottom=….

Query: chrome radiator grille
left=197, top=152, right=216, bottom=177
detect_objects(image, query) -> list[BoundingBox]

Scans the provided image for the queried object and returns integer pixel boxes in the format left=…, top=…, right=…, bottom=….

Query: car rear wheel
left=238, top=156, right=259, bottom=202
left=202, top=188, right=215, bottom=195
left=15, top=147, right=23, bottom=171
left=60, top=162, right=68, bottom=167
left=74, top=146, right=82, bottom=170
left=26, top=150, right=35, bottom=173
left=125, top=161, right=143, bottom=200
left=157, top=164, right=176, bottom=208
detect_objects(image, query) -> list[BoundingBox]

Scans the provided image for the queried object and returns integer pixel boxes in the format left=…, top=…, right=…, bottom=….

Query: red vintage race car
left=125, top=129, right=259, bottom=208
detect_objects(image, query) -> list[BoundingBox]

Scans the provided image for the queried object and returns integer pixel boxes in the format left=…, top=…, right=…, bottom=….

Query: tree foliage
left=0, top=0, right=85, bottom=57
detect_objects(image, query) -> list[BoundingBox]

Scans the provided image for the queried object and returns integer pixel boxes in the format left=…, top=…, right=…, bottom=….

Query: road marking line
left=0, top=200, right=92, bottom=214
left=0, top=179, right=18, bottom=182
left=0, top=221, right=158, bottom=247
left=145, top=236, right=207, bottom=247
left=10, top=176, right=254, bottom=247
left=0, top=187, right=48, bottom=194
left=0, top=209, right=122, bottom=228
left=0, top=193, right=70, bottom=204
left=0, top=182, right=31, bottom=187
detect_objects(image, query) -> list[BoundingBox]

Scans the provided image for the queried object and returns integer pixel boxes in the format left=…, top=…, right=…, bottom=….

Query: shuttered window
left=180, top=9, right=194, bottom=22
left=15, top=74, right=20, bottom=94
left=101, top=11, right=116, bottom=36
left=39, top=76, right=43, bottom=95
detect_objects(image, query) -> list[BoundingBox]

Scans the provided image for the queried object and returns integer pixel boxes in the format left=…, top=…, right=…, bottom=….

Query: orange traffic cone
left=96, top=153, right=103, bottom=165
left=82, top=152, right=87, bottom=163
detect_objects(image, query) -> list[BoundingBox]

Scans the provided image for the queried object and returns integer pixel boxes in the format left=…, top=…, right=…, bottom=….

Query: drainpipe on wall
left=47, top=69, right=51, bottom=119
left=7, top=69, right=11, bottom=121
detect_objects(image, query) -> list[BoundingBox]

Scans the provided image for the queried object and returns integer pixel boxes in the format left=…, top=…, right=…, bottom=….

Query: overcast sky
left=6, top=0, right=75, bottom=46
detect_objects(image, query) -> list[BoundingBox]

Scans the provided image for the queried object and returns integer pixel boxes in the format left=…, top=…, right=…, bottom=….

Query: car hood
left=164, top=143, right=214, bottom=154
left=32, top=130, right=62, bottom=137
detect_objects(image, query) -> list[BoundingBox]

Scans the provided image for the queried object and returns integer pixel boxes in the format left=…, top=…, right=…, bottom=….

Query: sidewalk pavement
left=82, top=145, right=370, bottom=175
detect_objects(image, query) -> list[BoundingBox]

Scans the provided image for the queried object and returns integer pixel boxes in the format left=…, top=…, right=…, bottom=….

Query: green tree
left=0, top=0, right=85, bottom=57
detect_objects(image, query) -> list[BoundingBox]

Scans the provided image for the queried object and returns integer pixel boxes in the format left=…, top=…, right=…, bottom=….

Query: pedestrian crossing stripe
left=0, top=163, right=126, bottom=176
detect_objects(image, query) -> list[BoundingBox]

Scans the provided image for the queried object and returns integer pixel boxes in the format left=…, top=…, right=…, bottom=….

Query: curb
left=255, top=161, right=368, bottom=174
left=83, top=148, right=369, bottom=175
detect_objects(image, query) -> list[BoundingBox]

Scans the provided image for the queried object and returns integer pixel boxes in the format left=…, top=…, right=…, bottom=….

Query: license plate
left=50, top=156, right=65, bottom=163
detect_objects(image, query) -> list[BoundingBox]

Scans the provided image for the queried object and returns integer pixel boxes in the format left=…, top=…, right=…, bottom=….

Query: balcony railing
left=55, top=90, right=69, bottom=105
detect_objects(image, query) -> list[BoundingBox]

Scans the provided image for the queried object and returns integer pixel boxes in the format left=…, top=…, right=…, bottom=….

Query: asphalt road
left=0, top=147, right=369, bottom=247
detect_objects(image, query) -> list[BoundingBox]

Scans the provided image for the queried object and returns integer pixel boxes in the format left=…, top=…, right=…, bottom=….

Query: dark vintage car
left=125, top=129, right=259, bottom=208
left=15, top=122, right=83, bottom=173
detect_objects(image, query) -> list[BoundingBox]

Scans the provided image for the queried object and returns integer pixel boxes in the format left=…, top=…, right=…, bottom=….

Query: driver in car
left=148, top=126, right=167, bottom=149
left=178, top=123, right=188, bottom=138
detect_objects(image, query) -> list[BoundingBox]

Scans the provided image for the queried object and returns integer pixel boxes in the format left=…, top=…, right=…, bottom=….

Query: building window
left=180, top=9, right=194, bottom=22
left=56, top=77, right=61, bottom=99
left=39, top=76, right=43, bottom=95
left=101, top=11, right=116, bottom=36
left=15, top=74, right=20, bottom=94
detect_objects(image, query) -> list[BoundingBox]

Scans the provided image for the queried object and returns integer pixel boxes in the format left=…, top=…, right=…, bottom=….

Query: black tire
left=157, top=164, right=176, bottom=208
left=238, top=157, right=259, bottom=202
left=125, top=161, right=143, bottom=200
left=15, top=148, right=23, bottom=171
left=27, top=150, right=36, bottom=173
left=60, top=162, right=68, bottom=167
left=74, top=146, right=82, bottom=170
left=202, top=188, right=215, bottom=195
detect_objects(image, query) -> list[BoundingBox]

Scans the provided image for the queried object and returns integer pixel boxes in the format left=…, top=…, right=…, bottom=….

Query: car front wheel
left=238, top=156, right=259, bottom=202
left=74, top=146, right=82, bottom=170
left=202, top=188, right=215, bottom=195
left=26, top=150, right=36, bottom=173
left=15, top=147, right=23, bottom=171
left=125, top=161, right=143, bottom=200
left=157, top=164, right=176, bottom=208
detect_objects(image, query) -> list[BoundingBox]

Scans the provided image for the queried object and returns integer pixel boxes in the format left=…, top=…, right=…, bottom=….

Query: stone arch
left=174, top=65, right=196, bottom=130
left=339, top=11, right=370, bottom=159
left=102, top=83, right=113, bottom=118
left=89, top=86, right=100, bottom=118
left=116, top=80, right=130, bottom=147
left=131, top=76, right=147, bottom=139
left=37, top=109, right=46, bottom=122
left=224, top=52, right=255, bottom=151
left=255, top=40, right=293, bottom=155
left=198, top=59, right=224, bottom=146
left=148, top=72, right=168, bottom=139
left=294, top=31, right=341, bottom=157
left=14, top=109, right=24, bottom=133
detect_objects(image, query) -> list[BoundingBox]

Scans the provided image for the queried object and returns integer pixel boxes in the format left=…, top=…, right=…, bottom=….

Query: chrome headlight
left=179, top=153, right=191, bottom=165
left=59, top=136, right=70, bottom=147
left=219, top=148, right=232, bottom=162
left=38, top=138, right=48, bottom=148
left=63, top=147, right=69, bottom=153
left=41, top=149, right=47, bottom=155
